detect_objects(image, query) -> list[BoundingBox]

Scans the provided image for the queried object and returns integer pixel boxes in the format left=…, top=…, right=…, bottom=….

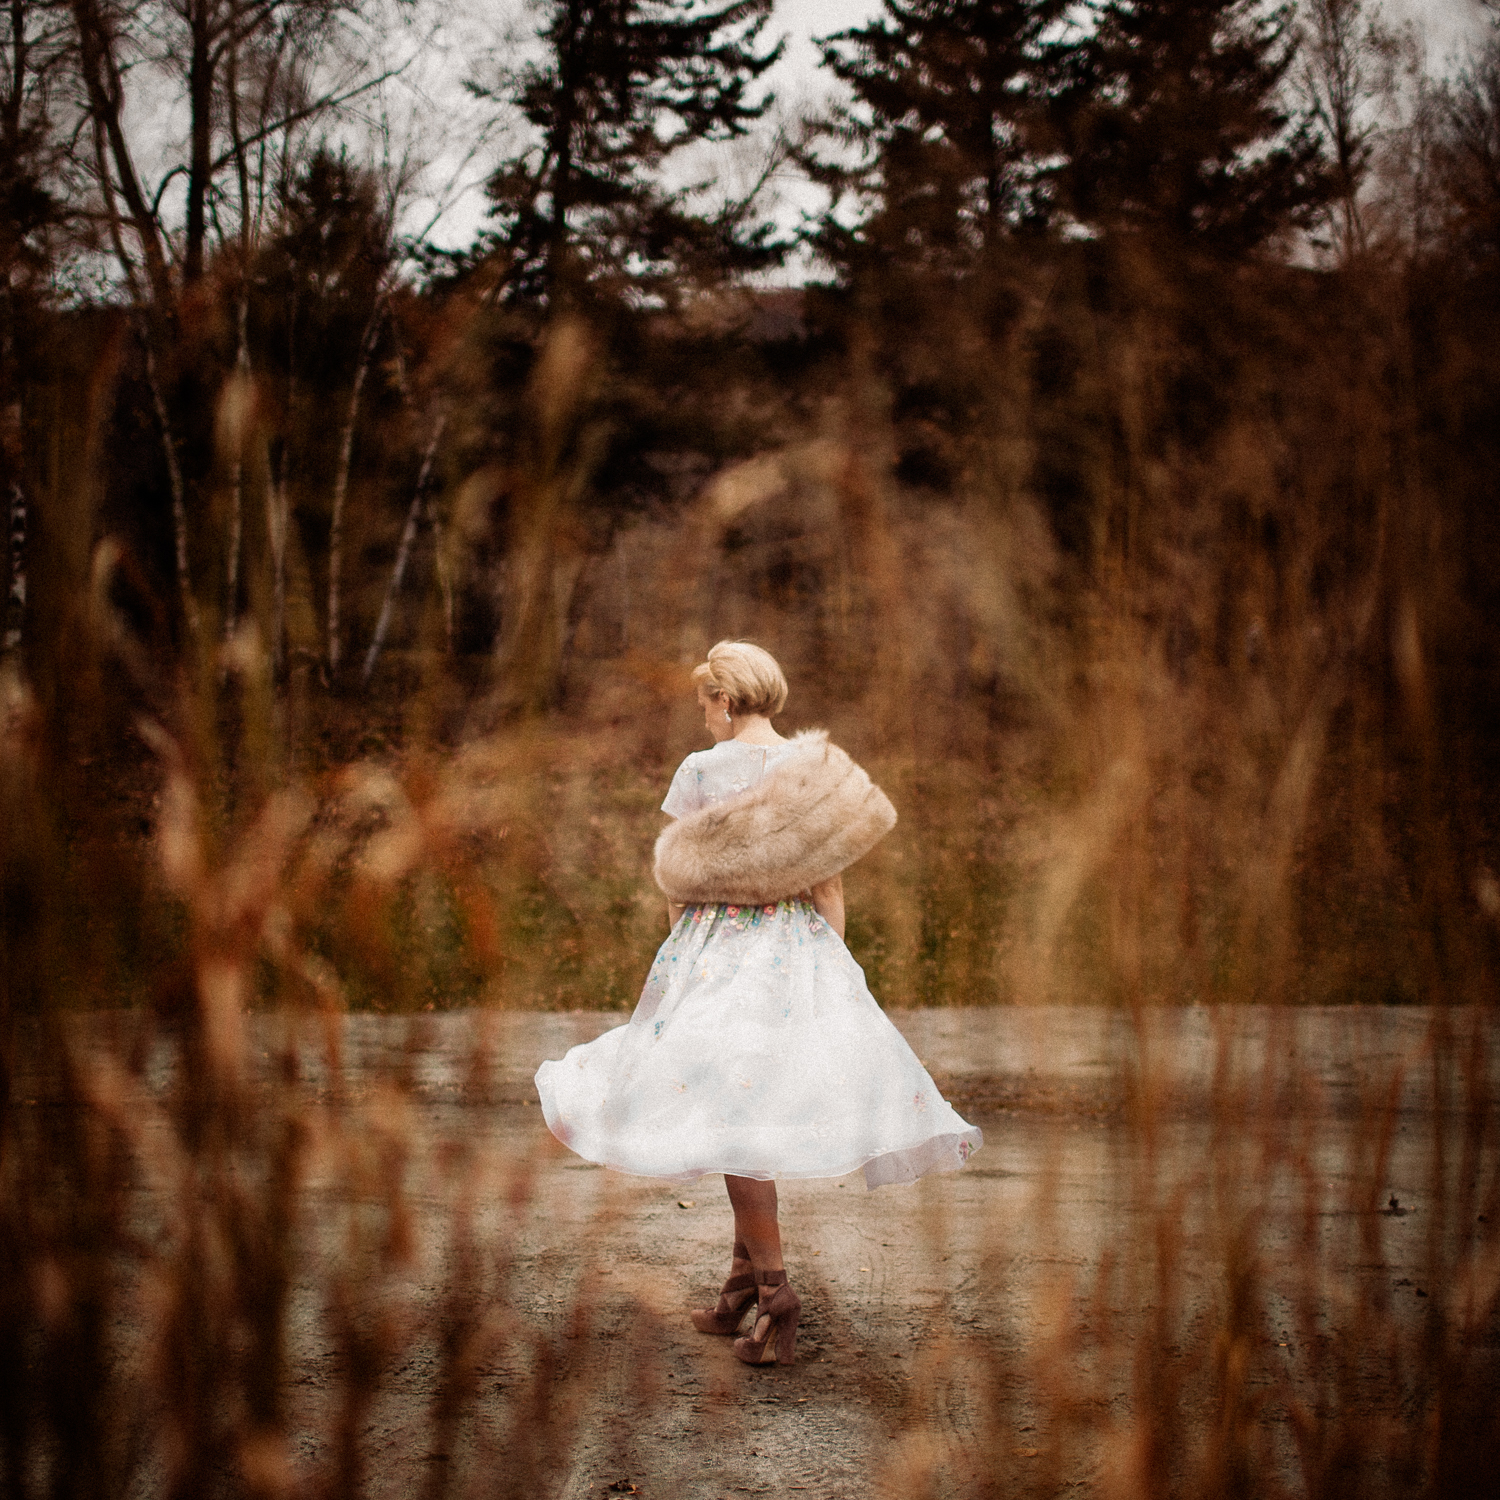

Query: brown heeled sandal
left=732, top=1269, right=800, bottom=1366
left=691, top=1241, right=758, bottom=1335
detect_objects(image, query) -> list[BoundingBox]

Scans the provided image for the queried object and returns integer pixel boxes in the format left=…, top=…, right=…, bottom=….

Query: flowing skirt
left=535, top=899, right=982, bottom=1189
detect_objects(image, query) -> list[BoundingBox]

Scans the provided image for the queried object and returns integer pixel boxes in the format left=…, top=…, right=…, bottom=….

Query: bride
left=535, top=640, right=981, bottom=1365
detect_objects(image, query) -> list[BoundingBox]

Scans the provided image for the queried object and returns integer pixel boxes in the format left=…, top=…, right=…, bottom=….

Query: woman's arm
left=810, top=873, right=845, bottom=940
left=662, top=812, right=685, bottom=930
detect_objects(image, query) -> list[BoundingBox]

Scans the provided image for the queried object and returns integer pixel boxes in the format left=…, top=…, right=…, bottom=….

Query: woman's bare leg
left=725, top=1175, right=793, bottom=1353
left=725, top=1175, right=784, bottom=1273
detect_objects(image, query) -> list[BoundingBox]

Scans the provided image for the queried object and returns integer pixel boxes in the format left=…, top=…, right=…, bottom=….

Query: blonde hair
left=692, top=640, right=788, bottom=718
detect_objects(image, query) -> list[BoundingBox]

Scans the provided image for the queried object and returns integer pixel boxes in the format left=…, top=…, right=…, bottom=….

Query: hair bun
left=691, top=640, right=788, bottom=717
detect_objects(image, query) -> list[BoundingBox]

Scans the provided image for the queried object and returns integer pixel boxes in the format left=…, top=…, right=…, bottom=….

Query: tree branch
left=207, top=67, right=405, bottom=177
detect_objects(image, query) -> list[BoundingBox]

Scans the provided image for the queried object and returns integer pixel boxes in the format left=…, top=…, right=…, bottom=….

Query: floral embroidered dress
left=534, top=740, right=983, bottom=1188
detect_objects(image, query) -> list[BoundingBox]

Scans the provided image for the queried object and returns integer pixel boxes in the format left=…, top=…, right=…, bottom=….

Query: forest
left=0, top=0, right=1498, bottom=1013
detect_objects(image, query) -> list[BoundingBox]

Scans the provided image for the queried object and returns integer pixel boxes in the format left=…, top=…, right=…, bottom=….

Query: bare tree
left=221, top=18, right=294, bottom=641
left=3, top=405, right=23, bottom=653
left=1435, top=7, right=1500, bottom=263
left=325, top=269, right=392, bottom=679
left=69, top=0, right=395, bottom=647
left=228, top=13, right=390, bottom=666
left=136, top=1, right=376, bottom=283
left=360, top=408, right=444, bottom=686
left=70, top=0, right=412, bottom=308
left=1297, top=0, right=1406, bottom=262
left=322, top=80, right=503, bottom=683
left=72, top=0, right=175, bottom=306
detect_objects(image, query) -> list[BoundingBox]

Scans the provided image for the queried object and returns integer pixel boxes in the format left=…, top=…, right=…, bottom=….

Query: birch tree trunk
left=4, top=477, right=23, bottom=653
left=380, top=319, right=453, bottom=655
left=2, top=390, right=22, bottom=653
left=224, top=38, right=252, bottom=643
left=430, top=503, right=455, bottom=656
left=224, top=297, right=250, bottom=640
left=361, top=412, right=445, bottom=686
left=145, top=335, right=201, bottom=643
left=265, top=468, right=288, bottom=672
left=326, top=292, right=387, bottom=680
left=267, top=280, right=297, bottom=676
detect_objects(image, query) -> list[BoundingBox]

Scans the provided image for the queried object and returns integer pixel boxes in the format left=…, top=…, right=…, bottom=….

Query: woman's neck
left=730, top=715, right=785, bottom=747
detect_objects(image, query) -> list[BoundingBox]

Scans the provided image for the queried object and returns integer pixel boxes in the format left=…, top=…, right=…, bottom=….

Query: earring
left=724, top=709, right=732, bottom=723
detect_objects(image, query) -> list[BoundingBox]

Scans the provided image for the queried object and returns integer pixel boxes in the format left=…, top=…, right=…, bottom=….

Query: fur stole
left=653, top=730, right=897, bottom=905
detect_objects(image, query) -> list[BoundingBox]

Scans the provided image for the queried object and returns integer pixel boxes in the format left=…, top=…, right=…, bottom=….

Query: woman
left=535, top=641, right=982, bottom=1365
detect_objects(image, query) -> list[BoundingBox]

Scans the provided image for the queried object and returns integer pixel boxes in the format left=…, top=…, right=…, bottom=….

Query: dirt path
left=17, top=1007, right=1496, bottom=1499
left=286, top=1006, right=1486, bottom=1498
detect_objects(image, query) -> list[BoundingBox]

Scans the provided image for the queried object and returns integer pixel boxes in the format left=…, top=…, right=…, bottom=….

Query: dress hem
left=539, top=1097, right=982, bottom=1192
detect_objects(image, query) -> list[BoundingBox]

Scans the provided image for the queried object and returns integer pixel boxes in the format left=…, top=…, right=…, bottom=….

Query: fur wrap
left=653, top=730, right=897, bottom=905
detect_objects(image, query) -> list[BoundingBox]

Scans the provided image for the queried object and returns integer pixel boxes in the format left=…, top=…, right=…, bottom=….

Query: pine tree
left=1056, top=0, right=1328, bottom=256
left=816, top=0, right=1069, bottom=276
left=474, top=0, right=785, bottom=308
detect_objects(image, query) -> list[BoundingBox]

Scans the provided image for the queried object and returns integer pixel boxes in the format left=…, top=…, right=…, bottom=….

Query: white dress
left=534, top=740, right=983, bottom=1189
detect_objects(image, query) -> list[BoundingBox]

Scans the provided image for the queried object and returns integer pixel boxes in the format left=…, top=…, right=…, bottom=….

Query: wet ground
left=16, top=1006, right=1499, bottom=1498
